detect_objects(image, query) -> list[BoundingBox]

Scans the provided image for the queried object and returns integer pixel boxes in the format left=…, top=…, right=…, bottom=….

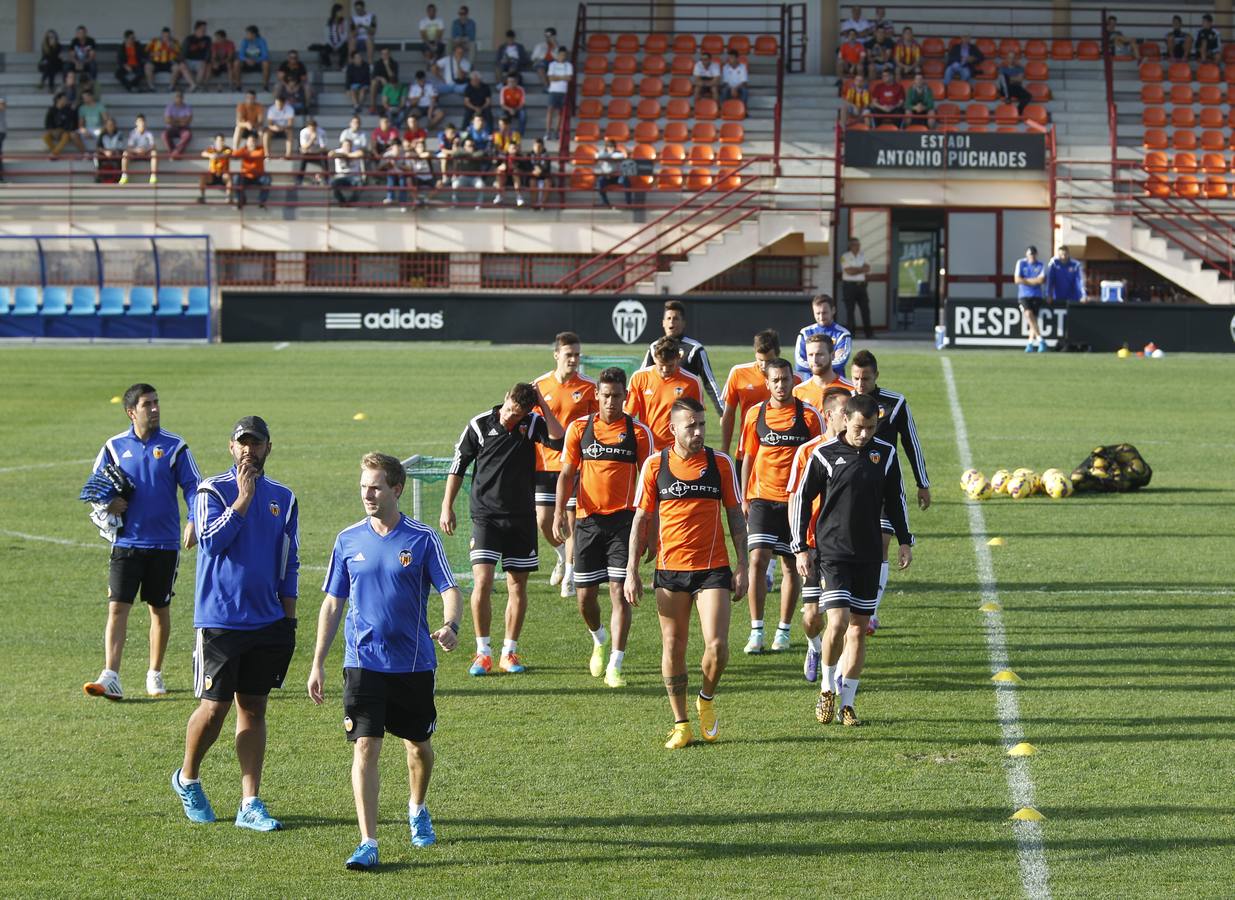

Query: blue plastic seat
left=98, top=287, right=126, bottom=315
left=156, top=287, right=185, bottom=316
left=40, top=287, right=68, bottom=314
left=186, top=287, right=209, bottom=316
left=70, top=286, right=99, bottom=315
left=0, top=286, right=11, bottom=314
left=127, top=287, right=155, bottom=315
left=13, top=286, right=41, bottom=315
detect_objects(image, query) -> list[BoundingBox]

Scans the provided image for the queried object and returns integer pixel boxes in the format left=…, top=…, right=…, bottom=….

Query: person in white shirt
left=339, top=114, right=369, bottom=151
left=721, top=50, right=748, bottom=107
left=419, top=4, right=446, bottom=66
left=531, top=27, right=559, bottom=91
left=545, top=46, right=572, bottom=139
left=839, top=236, right=874, bottom=339
left=433, top=44, right=471, bottom=94
left=264, top=95, right=296, bottom=157
left=692, top=52, right=721, bottom=103
left=296, top=117, right=328, bottom=184
left=330, top=137, right=366, bottom=204
left=119, top=115, right=158, bottom=185
left=840, top=5, right=872, bottom=39
left=349, top=0, right=377, bottom=65
left=407, top=71, right=445, bottom=129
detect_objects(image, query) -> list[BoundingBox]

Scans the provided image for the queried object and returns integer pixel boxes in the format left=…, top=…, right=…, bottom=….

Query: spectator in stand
left=234, top=25, right=272, bottom=92
left=265, top=94, right=297, bottom=158
left=943, top=32, right=982, bottom=85
left=401, top=110, right=428, bottom=144
left=872, top=6, right=894, bottom=34
left=183, top=22, right=212, bottom=90
left=528, top=136, right=552, bottom=208
left=372, top=114, right=400, bottom=158
left=433, top=44, right=472, bottom=95
left=1195, top=15, right=1221, bottom=62
left=408, top=70, right=446, bottom=129
left=43, top=92, right=85, bottom=159
left=232, top=132, right=271, bottom=209
left=869, top=68, right=905, bottom=128
left=997, top=51, right=1031, bottom=114
left=840, top=6, right=873, bottom=40
left=532, top=28, right=560, bottom=91
left=894, top=27, right=922, bottom=79
left=295, top=118, right=329, bottom=185
left=378, top=76, right=407, bottom=122
left=492, top=131, right=527, bottom=206
left=371, top=47, right=400, bottom=113
left=233, top=90, right=265, bottom=152
left=452, top=6, right=477, bottom=57
left=465, top=112, right=493, bottom=151
left=905, top=73, right=936, bottom=128
left=70, top=26, right=99, bottom=85
left=163, top=90, right=193, bottom=159
left=61, top=70, right=82, bottom=106
left=198, top=133, right=232, bottom=202
left=449, top=136, right=488, bottom=207
left=119, top=114, right=158, bottom=185
left=545, top=47, right=572, bottom=139
left=843, top=73, right=871, bottom=123
left=346, top=51, right=373, bottom=114
left=116, top=31, right=149, bottom=93
left=210, top=30, right=237, bottom=90
left=319, top=4, right=351, bottom=69
left=837, top=30, right=866, bottom=81
left=77, top=89, right=107, bottom=140
left=435, top=122, right=461, bottom=184
left=420, top=4, right=447, bottom=67
left=463, top=71, right=493, bottom=128
left=96, top=117, right=124, bottom=182
left=1105, top=16, right=1136, bottom=59
left=839, top=236, right=874, bottom=339
left=864, top=25, right=896, bottom=81
left=1165, top=16, right=1192, bottom=61
left=722, top=50, right=748, bottom=107
left=595, top=139, right=633, bottom=209
left=39, top=30, right=65, bottom=91
left=500, top=73, right=528, bottom=135
left=1045, top=246, right=1085, bottom=304
left=492, top=114, right=519, bottom=150
left=496, top=30, right=529, bottom=82
left=350, top=1, right=378, bottom=65
left=378, top=136, right=404, bottom=204
left=692, top=52, right=721, bottom=103
left=146, top=28, right=193, bottom=92
left=278, top=51, right=313, bottom=113
left=340, top=114, right=369, bottom=152
left=330, top=138, right=366, bottom=204
left=405, top=137, right=436, bottom=205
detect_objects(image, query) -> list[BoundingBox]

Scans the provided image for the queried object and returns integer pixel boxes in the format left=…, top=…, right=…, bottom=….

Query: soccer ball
left=1006, top=473, right=1033, bottom=500
left=967, top=476, right=993, bottom=501
left=1028, top=471, right=1043, bottom=495
left=1043, top=470, right=1073, bottom=499
left=960, top=468, right=982, bottom=491
left=990, top=469, right=1011, bottom=493
left=1041, top=467, right=1063, bottom=482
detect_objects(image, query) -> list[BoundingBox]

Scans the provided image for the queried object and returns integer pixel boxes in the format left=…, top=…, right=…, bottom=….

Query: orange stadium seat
left=692, top=122, right=717, bottom=143
left=586, top=34, right=611, bottom=54
left=1174, top=175, right=1200, bottom=197
left=1140, top=84, right=1165, bottom=105
left=721, top=99, right=746, bottom=120
left=634, top=121, right=660, bottom=143
left=615, top=33, right=640, bottom=53
left=664, top=121, right=689, bottom=143
left=1145, top=174, right=1171, bottom=197
left=604, top=121, right=630, bottom=142
left=928, top=79, right=945, bottom=100
left=1204, top=176, right=1229, bottom=198
left=632, top=144, right=656, bottom=189
left=639, top=76, right=665, bottom=98
left=1142, top=128, right=1168, bottom=149
left=583, top=55, right=608, bottom=75
left=1051, top=40, right=1074, bottom=60
left=658, top=166, right=683, bottom=190
left=1139, top=41, right=1162, bottom=59
left=976, top=60, right=998, bottom=81
left=1172, top=130, right=1197, bottom=151
left=847, top=121, right=870, bottom=131
left=998, top=39, right=1021, bottom=57
left=668, top=76, right=692, bottom=97
left=1172, top=151, right=1198, bottom=173
left=905, top=123, right=928, bottom=132
left=1076, top=40, right=1101, bottom=60
left=701, top=35, right=725, bottom=55
left=578, top=98, right=602, bottom=119
left=1139, top=62, right=1164, bottom=83
left=1201, top=152, right=1226, bottom=174
left=570, top=168, right=596, bottom=190
left=728, top=36, right=751, bottom=55
left=636, top=98, right=661, bottom=120
left=1025, top=40, right=1048, bottom=59
left=661, top=143, right=686, bottom=164
left=994, top=103, right=1019, bottom=128
left=672, top=35, right=697, bottom=54
left=666, top=98, right=691, bottom=119
left=696, top=98, right=719, bottom=119
left=1143, top=150, right=1169, bottom=173
left=1025, top=61, right=1049, bottom=81
left=1229, top=106, right=1235, bottom=128
left=581, top=76, right=605, bottom=97
left=1198, top=84, right=1223, bottom=105
left=642, top=55, right=667, bottom=76
left=1142, top=107, right=1167, bottom=128
left=573, top=143, right=597, bottom=165
left=966, top=104, right=990, bottom=131
left=719, top=144, right=742, bottom=163
left=937, top=102, right=962, bottom=128
left=946, top=81, right=972, bottom=101
left=976, top=38, right=996, bottom=57
left=1170, top=107, right=1196, bottom=129
left=613, top=55, right=637, bottom=75
left=687, top=168, right=714, bottom=191
left=1197, top=63, right=1221, bottom=84
left=974, top=82, right=999, bottom=102
left=876, top=123, right=899, bottom=131
left=576, top=122, right=600, bottom=142
left=1027, top=83, right=1051, bottom=102
left=1226, top=65, right=1235, bottom=84
left=922, top=37, right=945, bottom=58
left=1169, top=84, right=1193, bottom=105
left=754, top=35, right=778, bottom=56
left=1201, top=130, right=1225, bottom=151
left=671, top=55, right=694, bottom=76
left=1167, top=62, right=1192, bottom=83
left=607, top=98, right=632, bottom=119
left=922, top=59, right=945, bottom=79
left=1199, top=107, right=1224, bottom=128
left=645, top=34, right=669, bottom=54
left=690, top=144, right=716, bottom=166
left=719, top=122, right=744, bottom=143
left=610, top=76, right=634, bottom=97
left=1224, top=44, right=1235, bottom=63
left=1023, top=104, right=1048, bottom=127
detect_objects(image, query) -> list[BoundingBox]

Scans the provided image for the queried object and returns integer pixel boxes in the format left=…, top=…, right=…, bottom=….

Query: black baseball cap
left=232, top=416, right=270, bottom=441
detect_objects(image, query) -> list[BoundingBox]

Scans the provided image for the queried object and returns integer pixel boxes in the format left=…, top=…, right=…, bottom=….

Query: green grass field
left=1, top=342, right=1233, bottom=898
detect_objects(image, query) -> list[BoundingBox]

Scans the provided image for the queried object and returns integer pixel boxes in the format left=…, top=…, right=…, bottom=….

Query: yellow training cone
left=979, top=602, right=1002, bottom=612
left=991, top=669, right=1023, bottom=684
left=352, top=412, right=368, bottom=421
left=110, top=396, right=122, bottom=404
left=1007, top=742, right=1038, bottom=757
left=1010, top=807, right=1045, bottom=821
left=987, top=537, right=1006, bottom=547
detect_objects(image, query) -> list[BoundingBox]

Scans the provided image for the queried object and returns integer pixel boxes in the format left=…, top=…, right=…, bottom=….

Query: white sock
left=360, top=837, right=378, bottom=849
left=409, top=801, right=426, bottom=817
left=808, top=633, right=822, bottom=653
left=840, top=677, right=860, bottom=708
left=553, top=543, right=566, bottom=563
left=822, top=664, right=837, bottom=692
left=873, top=561, right=890, bottom=614
left=502, top=639, right=517, bottom=656
left=776, top=621, right=792, bottom=632
left=751, top=619, right=764, bottom=630
left=832, top=669, right=844, bottom=694
left=147, top=668, right=160, bottom=677
left=564, top=563, right=574, bottom=581
left=476, top=636, right=491, bottom=654
left=608, top=649, right=625, bottom=668
left=242, top=795, right=258, bottom=809
left=177, top=771, right=200, bottom=786
left=589, top=627, right=607, bottom=647
left=101, top=668, right=118, bottom=680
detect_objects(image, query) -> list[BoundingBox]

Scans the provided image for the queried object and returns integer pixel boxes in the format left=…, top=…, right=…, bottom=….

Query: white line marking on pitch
left=942, top=356, right=1051, bottom=900
left=273, top=342, right=290, bottom=351
left=0, top=529, right=104, bottom=549
left=0, top=458, right=93, bottom=475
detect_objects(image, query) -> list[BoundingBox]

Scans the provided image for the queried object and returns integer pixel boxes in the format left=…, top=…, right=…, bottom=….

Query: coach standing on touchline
left=1045, top=245, right=1085, bottom=304
left=84, top=383, right=200, bottom=702
left=839, top=237, right=875, bottom=340
left=172, top=415, right=299, bottom=833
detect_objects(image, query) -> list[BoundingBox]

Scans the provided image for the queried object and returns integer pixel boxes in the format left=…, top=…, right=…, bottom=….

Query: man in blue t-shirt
left=1045, top=245, right=1086, bottom=304
left=309, top=453, right=463, bottom=872
left=1014, top=245, right=1048, bottom=352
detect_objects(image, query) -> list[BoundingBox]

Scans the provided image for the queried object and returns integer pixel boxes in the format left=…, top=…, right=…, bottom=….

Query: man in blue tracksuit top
left=172, top=415, right=299, bottom=833
left=794, top=293, right=853, bottom=380
left=308, top=452, right=464, bottom=872
left=1045, top=245, right=1086, bottom=304
left=84, top=382, right=200, bottom=703
left=1014, top=245, right=1048, bottom=353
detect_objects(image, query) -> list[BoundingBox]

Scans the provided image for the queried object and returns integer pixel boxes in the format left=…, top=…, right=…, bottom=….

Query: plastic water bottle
left=934, top=325, right=947, bottom=350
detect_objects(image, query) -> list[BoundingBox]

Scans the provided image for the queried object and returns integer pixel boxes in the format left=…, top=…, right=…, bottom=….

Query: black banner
left=845, top=131, right=1046, bottom=170
left=1065, top=303, right=1235, bottom=353
left=220, top=292, right=813, bottom=346
left=944, top=297, right=1067, bottom=348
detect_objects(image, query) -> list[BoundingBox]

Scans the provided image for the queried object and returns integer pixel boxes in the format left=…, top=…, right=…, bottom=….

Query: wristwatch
left=444, top=620, right=459, bottom=635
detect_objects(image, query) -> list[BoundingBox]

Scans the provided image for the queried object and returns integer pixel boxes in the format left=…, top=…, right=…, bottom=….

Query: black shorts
left=534, top=470, right=574, bottom=508
left=211, top=62, right=230, bottom=76
left=204, top=173, right=228, bottom=187
left=880, top=515, right=894, bottom=536
left=746, top=498, right=793, bottom=557
left=817, top=560, right=880, bottom=615
left=241, top=61, right=265, bottom=72
left=193, top=617, right=297, bottom=701
left=151, top=61, right=174, bottom=73
left=108, top=546, right=179, bottom=607
left=573, top=510, right=632, bottom=585
left=654, top=566, right=733, bottom=595
left=470, top=515, right=538, bottom=572
left=1018, top=296, right=1043, bottom=315
left=343, top=667, right=437, bottom=743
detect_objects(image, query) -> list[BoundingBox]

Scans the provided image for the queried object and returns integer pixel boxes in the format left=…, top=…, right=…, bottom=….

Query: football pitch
left=1, top=341, right=1233, bottom=898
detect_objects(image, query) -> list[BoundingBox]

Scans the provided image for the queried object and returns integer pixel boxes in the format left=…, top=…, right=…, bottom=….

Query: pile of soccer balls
left=960, top=467, right=1074, bottom=501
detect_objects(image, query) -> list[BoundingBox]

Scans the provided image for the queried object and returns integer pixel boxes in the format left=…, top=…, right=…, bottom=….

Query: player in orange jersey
left=737, top=358, right=823, bottom=656
left=792, top=332, right=854, bottom=411
left=554, top=367, right=653, bottom=687
left=626, top=397, right=747, bottom=750
left=719, top=329, right=800, bottom=456
left=533, top=332, right=598, bottom=597
left=785, top=385, right=851, bottom=683
left=625, top=337, right=703, bottom=450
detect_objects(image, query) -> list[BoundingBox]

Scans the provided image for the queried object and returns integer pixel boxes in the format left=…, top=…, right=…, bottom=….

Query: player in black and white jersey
left=849, top=349, right=929, bottom=634
left=791, top=393, right=913, bottom=727
left=639, top=299, right=723, bottom=415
